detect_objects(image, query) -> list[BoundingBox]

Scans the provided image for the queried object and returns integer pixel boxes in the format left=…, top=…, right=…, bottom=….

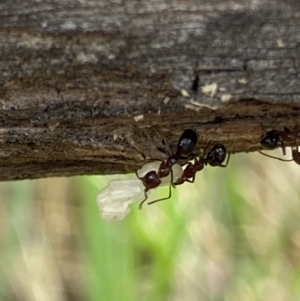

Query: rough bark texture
left=1, top=0, right=300, bottom=180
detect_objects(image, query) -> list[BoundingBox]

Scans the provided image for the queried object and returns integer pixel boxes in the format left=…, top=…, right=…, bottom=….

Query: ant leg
left=126, top=134, right=147, bottom=160
left=170, top=166, right=176, bottom=189
left=135, top=171, right=149, bottom=210
left=184, top=152, right=198, bottom=160
left=135, top=171, right=141, bottom=180
left=202, top=140, right=212, bottom=156
left=139, top=191, right=149, bottom=210
left=242, top=138, right=258, bottom=145
left=281, top=142, right=287, bottom=156
left=185, top=175, right=196, bottom=183
left=173, top=178, right=184, bottom=186
left=219, top=154, right=231, bottom=168
left=143, top=127, right=171, bottom=157
left=258, top=151, right=293, bottom=162
left=147, top=184, right=172, bottom=206
left=151, top=127, right=173, bottom=156
left=142, top=128, right=158, bottom=148
left=292, top=146, right=300, bottom=165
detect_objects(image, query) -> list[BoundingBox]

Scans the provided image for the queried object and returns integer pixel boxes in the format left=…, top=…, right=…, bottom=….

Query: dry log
left=1, top=0, right=300, bottom=180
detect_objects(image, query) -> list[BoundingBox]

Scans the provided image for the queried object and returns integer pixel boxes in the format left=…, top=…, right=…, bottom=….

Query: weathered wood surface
left=1, top=0, right=300, bottom=180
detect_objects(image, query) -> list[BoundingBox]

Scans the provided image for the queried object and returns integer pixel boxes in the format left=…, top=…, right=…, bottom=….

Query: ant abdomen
left=259, top=130, right=280, bottom=150
left=176, top=129, right=198, bottom=157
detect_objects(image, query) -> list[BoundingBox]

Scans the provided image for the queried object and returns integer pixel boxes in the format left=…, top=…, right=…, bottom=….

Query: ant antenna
left=201, top=140, right=212, bottom=157
left=142, top=127, right=173, bottom=157
left=153, top=127, right=173, bottom=156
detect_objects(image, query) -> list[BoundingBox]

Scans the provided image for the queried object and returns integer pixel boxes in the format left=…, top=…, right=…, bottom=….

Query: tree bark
left=1, top=0, right=300, bottom=180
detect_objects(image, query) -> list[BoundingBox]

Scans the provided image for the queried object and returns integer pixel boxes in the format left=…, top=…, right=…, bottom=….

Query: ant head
left=176, top=129, right=198, bottom=156
left=259, top=130, right=279, bottom=149
left=207, top=144, right=226, bottom=166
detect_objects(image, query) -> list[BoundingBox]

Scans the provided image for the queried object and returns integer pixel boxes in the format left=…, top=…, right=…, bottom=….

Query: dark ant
left=136, top=129, right=198, bottom=209
left=147, top=143, right=230, bottom=205
left=259, top=127, right=295, bottom=155
left=247, top=126, right=300, bottom=164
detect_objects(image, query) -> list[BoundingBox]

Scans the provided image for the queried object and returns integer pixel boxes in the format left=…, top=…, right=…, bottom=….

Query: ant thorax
left=137, top=160, right=183, bottom=183
left=176, top=129, right=198, bottom=157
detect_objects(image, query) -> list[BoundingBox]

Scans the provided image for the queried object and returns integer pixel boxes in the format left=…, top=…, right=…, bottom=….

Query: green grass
left=1, top=153, right=300, bottom=300
left=0, top=181, right=34, bottom=301
left=79, top=176, right=136, bottom=301
left=79, top=177, right=187, bottom=301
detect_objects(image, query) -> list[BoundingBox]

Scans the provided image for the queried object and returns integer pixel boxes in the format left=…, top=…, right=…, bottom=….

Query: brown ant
left=147, top=143, right=230, bottom=205
left=136, top=129, right=198, bottom=209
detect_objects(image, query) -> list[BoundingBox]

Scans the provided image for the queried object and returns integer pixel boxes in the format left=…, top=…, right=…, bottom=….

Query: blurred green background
left=1, top=151, right=300, bottom=301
